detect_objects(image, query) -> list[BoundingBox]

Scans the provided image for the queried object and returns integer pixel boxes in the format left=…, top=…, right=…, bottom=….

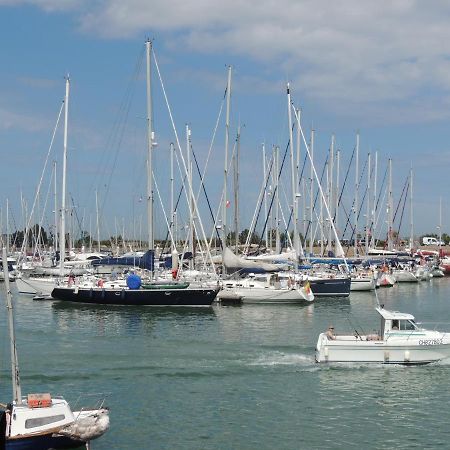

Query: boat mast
left=170, top=142, right=175, bottom=251
left=146, top=39, right=154, bottom=253
left=387, top=158, right=393, bottom=251
left=222, top=65, right=232, bottom=258
left=262, top=143, right=269, bottom=249
left=234, top=124, right=240, bottom=254
left=371, top=151, right=378, bottom=249
left=327, top=135, right=335, bottom=254
left=275, top=145, right=280, bottom=253
left=354, top=133, right=359, bottom=257
left=287, top=83, right=298, bottom=257
left=95, top=189, right=100, bottom=252
left=335, top=149, right=340, bottom=255
left=59, top=76, right=69, bottom=276
left=6, top=198, right=9, bottom=254
left=52, top=162, right=58, bottom=252
left=2, top=247, right=22, bottom=404
left=365, top=153, right=371, bottom=255
left=186, top=124, right=194, bottom=270
left=309, top=127, right=314, bottom=256
left=409, top=164, right=414, bottom=250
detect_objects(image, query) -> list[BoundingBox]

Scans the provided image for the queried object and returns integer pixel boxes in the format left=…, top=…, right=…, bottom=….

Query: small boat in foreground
left=316, top=306, right=450, bottom=364
left=1, top=246, right=109, bottom=449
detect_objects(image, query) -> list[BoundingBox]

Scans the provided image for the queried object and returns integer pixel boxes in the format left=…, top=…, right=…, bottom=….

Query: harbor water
left=1, top=279, right=450, bottom=449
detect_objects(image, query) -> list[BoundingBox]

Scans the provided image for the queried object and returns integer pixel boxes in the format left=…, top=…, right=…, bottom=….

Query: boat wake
left=248, top=351, right=315, bottom=368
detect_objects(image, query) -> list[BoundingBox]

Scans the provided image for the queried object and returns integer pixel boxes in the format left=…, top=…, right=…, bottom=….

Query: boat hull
left=350, top=278, right=376, bottom=291
left=392, top=270, right=418, bottom=282
left=15, top=277, right=55, bottom=296
left=51, top=286, right=218, bottom=306
left=309, top=278, right=350, bottom=297
left=315, top=333, right=450, bottom=364
left=219, top=287, right=313, bottom=304
left=6, top=434, right=82, bottom=450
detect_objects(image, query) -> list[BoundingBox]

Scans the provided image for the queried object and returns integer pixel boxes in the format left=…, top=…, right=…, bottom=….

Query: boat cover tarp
left=223, top=247, right=287, bottom=273
left=91, top=250, right=154, bottom=271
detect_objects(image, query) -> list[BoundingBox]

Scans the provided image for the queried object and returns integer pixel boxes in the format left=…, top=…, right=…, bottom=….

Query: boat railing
left=71, top=393, right=109, bottom=417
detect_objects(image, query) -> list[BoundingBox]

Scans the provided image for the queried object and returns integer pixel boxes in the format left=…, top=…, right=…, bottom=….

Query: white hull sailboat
left=219, top=273, right=314, bottom=303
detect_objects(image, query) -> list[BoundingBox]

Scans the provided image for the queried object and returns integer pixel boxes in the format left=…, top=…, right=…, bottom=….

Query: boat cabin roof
left=376, top=307, right=415, bottom=321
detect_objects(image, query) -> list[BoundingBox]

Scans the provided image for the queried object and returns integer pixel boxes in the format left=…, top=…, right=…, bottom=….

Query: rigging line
left=334, top=146, right=356, bottom=220
left=159, top=175, right=187, bottom=256
left=32, top=169, right=54, bottom=258
left=196, top=90, right=226, bottom=202
left=70, top=194, right=83, bottom=240
left=284, top=151, right=308, bottom=233
left=99, top=52, right=144, bottom=216
left=396, top=182, right=409, bottom=246
left=91, top=45, right=144, bottom=211
left=340, top=154, right=369, bottom=238
left=382, top=175, right=408, bottom=247
left=302, top=153, right=329, bottom=246
left=153, top=49, right=215, bottom=270
left=19, top=101, right=64, bottom=263
left=255, top=129, right=294, bottom=252
left=392, top=176, right=409, bottom=225
left=191, top=145, right=222, bottom=249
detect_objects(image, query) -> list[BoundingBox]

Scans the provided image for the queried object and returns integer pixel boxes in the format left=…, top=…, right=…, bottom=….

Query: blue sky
left=1, top=1, right=450, bottom=243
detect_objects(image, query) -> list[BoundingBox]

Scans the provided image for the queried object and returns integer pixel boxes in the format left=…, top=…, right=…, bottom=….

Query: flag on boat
left=304, top=281, right=311, bottom=294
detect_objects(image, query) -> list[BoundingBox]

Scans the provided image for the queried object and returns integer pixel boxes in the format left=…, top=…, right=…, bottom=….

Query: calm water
left=1, top=279, right=450, bottom=449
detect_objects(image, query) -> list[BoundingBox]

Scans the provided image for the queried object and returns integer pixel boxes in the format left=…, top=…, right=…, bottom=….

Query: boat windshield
left=400, top=320, right=418, bottom=331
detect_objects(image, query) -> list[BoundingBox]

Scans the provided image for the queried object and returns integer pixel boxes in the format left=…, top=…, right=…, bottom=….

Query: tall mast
left=59, top=76, right=69, bottom=276
left=409, top=164, right=414, bottom=250
left=309, top=128, right=314, bottom=256
left=371, top=151, right=378, bottom=248
left=262, top=143, right=269, bottom=249
left=287, top=83, right=298, bottom=257
left=186, top=125, right=194, bottom=270
left=327, top=135, right=335, bottom=253
left=365, top=153, right=371, bottom=255
left=3, top=247, right=22, bottom=404
left=275, top=146, right=280, bottom=254
left=6, top=198, right=9, bottom=254
left=146, top=39, right=154, bottom=252
left=95, top=189, right=100, bottom=252
left=335, top=149, right=340, bottom=255
left=234, top=124, right=240, bottom=254
left=387, top=158, right=393, bottom=251
left=170, top=142, right=175, bottom=251
left=53, top=162, right=58, bottom=252
left=354, top=133, right=359, bottom=257
left=222, top=65, right=232, bottom=254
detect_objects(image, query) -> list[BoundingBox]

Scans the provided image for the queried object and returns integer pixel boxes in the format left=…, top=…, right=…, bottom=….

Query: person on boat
left=326, top=326, right=336, bottom=340
left=392, top=320, right=399, bottom=330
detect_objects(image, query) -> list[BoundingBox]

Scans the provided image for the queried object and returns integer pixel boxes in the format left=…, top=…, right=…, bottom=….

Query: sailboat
left=51, top=41, right=219, bottom=307
left=1, top=248, right=110, bottom=449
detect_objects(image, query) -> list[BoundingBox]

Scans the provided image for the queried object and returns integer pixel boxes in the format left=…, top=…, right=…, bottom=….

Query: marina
left=2, top=2, right=450, bottom=449
left=2, top=276, right=450, bottom=448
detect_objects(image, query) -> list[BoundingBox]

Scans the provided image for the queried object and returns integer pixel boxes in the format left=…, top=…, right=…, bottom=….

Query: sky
left=1, top=0, right=450, bottom=243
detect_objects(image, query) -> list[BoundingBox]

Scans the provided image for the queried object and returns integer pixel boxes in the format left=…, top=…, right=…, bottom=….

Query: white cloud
left=5, top=0, right=450, bottom=123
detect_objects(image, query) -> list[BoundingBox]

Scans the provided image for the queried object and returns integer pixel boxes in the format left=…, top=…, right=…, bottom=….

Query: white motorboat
left=316, top=306, right=450, bottom=364
left=218, top=273, right=314, bottom=303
